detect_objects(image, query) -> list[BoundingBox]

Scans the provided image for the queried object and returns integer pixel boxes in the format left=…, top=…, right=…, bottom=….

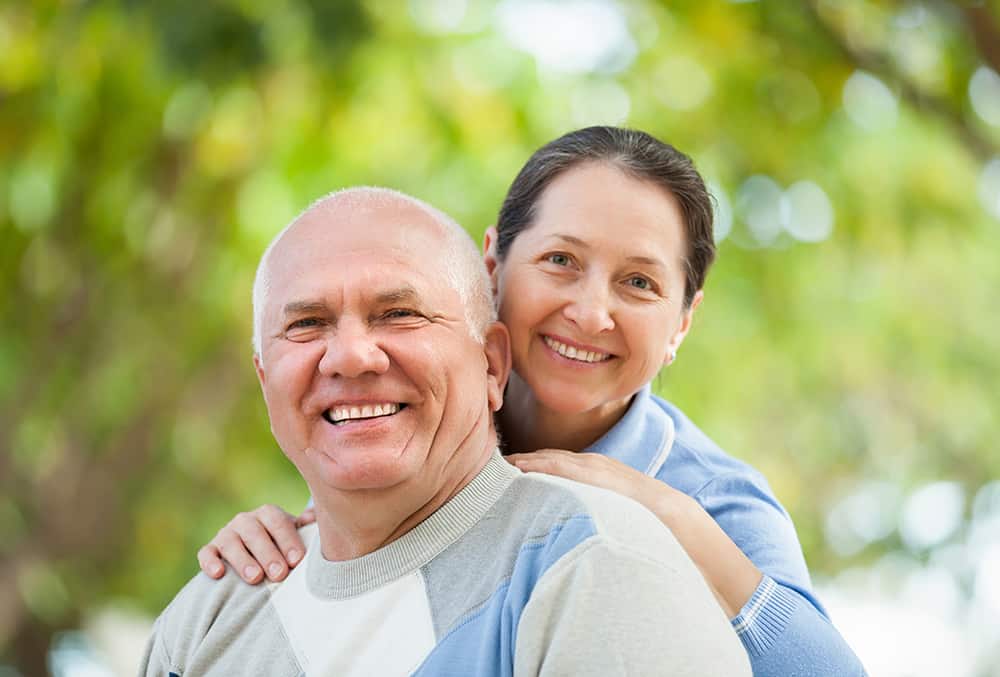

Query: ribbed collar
left=304, top=450, right=518, bottom=600
left=585, top=384, right=675, bottom=477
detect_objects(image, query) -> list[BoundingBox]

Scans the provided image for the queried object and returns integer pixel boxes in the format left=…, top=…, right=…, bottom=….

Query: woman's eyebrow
left=551, top=234, right=589, bottom=248
left=626, top=254, right=668, bottom=268
left=552, top=234, right=668, bottom=269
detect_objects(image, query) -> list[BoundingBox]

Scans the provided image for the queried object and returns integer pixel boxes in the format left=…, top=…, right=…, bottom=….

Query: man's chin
left=305, top=444, right=422, bottom=493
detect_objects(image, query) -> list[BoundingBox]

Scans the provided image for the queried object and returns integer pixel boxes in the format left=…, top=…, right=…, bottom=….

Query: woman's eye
left=627, top=276, right=652, bottom=290
left=546, top=253, right=571, bottom=266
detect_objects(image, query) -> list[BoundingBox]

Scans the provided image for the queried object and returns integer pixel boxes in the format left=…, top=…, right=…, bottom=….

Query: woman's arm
left=506, top=449, right=760, bottom=616
left=507, top=450, right=867, bottom=677
left=197, top=504, right=315, bottom=583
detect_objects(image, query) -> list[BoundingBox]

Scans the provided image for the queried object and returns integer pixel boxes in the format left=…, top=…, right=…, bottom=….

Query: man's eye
left=288, top=318, right=321, bottom=329
left=384, top=309, right=419, bottom=319
left=546, top=253, right=571, bottom=266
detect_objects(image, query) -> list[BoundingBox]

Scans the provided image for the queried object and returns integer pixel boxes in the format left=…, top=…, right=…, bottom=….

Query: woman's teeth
left=543, top=337, right=611, bottom=363
left=328, top=403, right=401, bottom=424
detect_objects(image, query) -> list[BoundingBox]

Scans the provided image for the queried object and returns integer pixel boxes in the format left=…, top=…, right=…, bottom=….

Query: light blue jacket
left=587, top=385, right=867, bottom=677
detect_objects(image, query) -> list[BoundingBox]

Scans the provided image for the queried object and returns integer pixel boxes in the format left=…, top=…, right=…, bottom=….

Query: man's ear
left=664, top=290, right=704, bottom=365
left=483, top=226, right=500, bottom=294
left=482, top=320, right=511, bottom=412
left=254, top=353, right=267, bottom=389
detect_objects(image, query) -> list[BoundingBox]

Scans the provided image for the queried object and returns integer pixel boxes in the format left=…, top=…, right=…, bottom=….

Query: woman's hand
left=197, top=505, right=316, bottom=584
left=506, top=449, right=688, bottom=523
left=506, top=449, right=761, bottom=618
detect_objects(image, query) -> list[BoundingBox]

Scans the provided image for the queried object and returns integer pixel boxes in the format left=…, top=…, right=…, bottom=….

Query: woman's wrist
left=650, top=487, right=761, bottom=618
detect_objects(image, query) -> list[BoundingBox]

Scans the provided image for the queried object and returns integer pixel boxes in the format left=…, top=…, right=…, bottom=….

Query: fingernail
left=268, top=563, right=283, bottom=579
left=212, top=564, right=224, bottom=577
left=288, top=549, right=301, bottom=565
left=244, top=565, right=260, bottom=580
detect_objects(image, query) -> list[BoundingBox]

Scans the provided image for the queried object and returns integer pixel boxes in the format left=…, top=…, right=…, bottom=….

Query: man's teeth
left=329, top=403, right=400, bottom=423
left=543, top=337, right=611, bottom=363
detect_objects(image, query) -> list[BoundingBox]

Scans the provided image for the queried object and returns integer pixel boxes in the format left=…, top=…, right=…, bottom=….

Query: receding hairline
left=252, top=186, right=495, bottom=355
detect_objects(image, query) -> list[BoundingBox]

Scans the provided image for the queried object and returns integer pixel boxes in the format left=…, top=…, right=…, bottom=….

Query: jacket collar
left=585, top=384, right=675, bottom=477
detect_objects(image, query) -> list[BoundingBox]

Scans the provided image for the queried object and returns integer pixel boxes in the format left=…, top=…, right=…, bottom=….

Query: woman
left=198, top=127, right=865, bottom=675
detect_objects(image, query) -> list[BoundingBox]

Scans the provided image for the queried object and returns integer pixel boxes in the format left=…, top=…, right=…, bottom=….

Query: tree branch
left=960, top=4, right=1000, bottom=75
left=802, top=0, right=998, bottom=163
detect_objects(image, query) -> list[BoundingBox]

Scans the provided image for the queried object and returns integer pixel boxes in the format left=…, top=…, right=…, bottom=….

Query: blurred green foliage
left=2, top=0, right=999, bottom=673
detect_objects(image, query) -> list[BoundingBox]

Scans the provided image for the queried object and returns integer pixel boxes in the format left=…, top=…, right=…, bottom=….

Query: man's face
left=255, top=201, right=507, bottom=497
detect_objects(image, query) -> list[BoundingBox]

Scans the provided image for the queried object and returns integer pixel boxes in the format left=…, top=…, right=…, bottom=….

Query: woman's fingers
left=255, top=504, right=307, bottom=569
left=205, top=519, right=268, bottom=584
left=507, top=449, right=594, bottom=478
left=226, top=509, right=293, bottom=582
left=197, top=544, right=227, bottom=579
left=294, top=507, right=317, bottom=528
left=197, top=505, right=306, bottom=584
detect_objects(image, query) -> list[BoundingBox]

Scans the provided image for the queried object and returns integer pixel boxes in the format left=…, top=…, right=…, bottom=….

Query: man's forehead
left=271, top=244, right=437, bottom=296
left=273, top=200, right=442, bottom=262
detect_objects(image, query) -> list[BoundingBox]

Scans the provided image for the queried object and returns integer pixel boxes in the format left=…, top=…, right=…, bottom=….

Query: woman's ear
left=483, top=226, right=500, bottom=293
left=664, top=290, right=704, bottom=366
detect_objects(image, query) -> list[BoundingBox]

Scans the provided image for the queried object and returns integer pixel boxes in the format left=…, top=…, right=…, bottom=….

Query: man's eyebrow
left=374, top=285, right=422, bottom=305
left=552, top=234, right=669, bottom=269
left=282, top=300, right=328, bottom=315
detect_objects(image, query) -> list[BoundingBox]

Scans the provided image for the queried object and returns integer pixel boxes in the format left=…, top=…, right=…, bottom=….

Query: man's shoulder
left=501, top=471, right=687, bottom=566
left=151, top=565, right=282, bottom=673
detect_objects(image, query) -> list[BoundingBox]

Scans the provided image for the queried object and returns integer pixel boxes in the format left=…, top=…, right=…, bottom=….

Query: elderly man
left=141, top=188, right=750, bottom=676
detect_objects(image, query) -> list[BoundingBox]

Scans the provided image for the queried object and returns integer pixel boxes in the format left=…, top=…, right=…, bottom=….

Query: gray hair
left=252, top=187, right=495, bottom=357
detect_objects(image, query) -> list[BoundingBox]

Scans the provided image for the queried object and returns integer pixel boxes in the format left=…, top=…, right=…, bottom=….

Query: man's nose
left=318, top=322, right=390, bottom=378
left=562, top=277, right=615, bottom=335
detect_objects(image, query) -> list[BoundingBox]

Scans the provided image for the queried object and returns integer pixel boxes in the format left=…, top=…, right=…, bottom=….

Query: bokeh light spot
left=784, top=180, right=834, bottom=242
left=9, top=163, right=56, bottom=232
left=737, top=175, right=783, bottom=246
left=570, top=79, right=630, bottom=126
left=654, top=56, right=712, bottom=111
left=495, top=0, right=636, bottom=75
left=969, top=66, right=1000, bottom=127
left=900, top=481, right=965, bottom=551
left=977, top=157, right=1000, bottom=220
left=843, top=70, right=898, bottom=131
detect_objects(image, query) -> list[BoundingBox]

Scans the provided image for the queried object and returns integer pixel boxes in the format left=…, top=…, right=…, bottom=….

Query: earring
left=669, top=350, right=677, bottom=364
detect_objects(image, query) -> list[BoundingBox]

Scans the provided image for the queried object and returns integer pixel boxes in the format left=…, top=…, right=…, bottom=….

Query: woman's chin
left=531, top=382, right=612, bottom=416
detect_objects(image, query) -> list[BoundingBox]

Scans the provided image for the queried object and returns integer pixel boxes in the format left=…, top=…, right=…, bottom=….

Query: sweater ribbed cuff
left=730, top=575, right=800, bottom=657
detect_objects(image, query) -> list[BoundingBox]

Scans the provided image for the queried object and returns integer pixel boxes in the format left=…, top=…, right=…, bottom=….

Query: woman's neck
left=498, top=372, right=633, bottom=454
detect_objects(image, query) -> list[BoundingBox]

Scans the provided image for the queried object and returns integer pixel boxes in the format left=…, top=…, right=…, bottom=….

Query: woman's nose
left=562, top=280, right=615, bottom=335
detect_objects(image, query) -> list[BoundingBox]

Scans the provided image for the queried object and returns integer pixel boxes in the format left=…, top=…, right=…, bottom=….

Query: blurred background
left=2, top=0, right=999, bottom=675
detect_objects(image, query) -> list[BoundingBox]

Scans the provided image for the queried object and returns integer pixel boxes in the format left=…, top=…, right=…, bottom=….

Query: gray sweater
left=141, top=452, right=750, bottom=676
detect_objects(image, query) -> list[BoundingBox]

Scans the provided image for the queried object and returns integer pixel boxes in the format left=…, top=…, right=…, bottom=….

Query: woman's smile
left=540, top=334, right=615, bottom=364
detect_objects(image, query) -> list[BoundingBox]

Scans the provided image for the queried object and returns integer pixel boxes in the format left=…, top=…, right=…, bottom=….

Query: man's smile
left=322, top=403, right=408, bottom=426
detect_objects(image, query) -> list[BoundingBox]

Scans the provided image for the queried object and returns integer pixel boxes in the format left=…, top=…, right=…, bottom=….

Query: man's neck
left=311, top=439, right=495, bottom=562
left=498, top=373, right=631, bottom=454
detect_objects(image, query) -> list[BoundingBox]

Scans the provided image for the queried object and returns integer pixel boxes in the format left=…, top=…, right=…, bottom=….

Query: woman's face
left=488, top=162, right=701, bottom=416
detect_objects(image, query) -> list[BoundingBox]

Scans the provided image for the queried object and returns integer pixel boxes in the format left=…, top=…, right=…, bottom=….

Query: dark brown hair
left=495, top=126, right=715, bottom=309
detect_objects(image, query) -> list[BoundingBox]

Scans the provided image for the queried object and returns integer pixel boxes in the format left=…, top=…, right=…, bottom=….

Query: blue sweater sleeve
left=732, top=576, right=867, bottom=676
left=694, top=473, right=867, bottom=676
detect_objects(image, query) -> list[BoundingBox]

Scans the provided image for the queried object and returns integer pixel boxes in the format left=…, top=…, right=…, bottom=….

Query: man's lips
left=322, top=402, right=407, bottom=426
